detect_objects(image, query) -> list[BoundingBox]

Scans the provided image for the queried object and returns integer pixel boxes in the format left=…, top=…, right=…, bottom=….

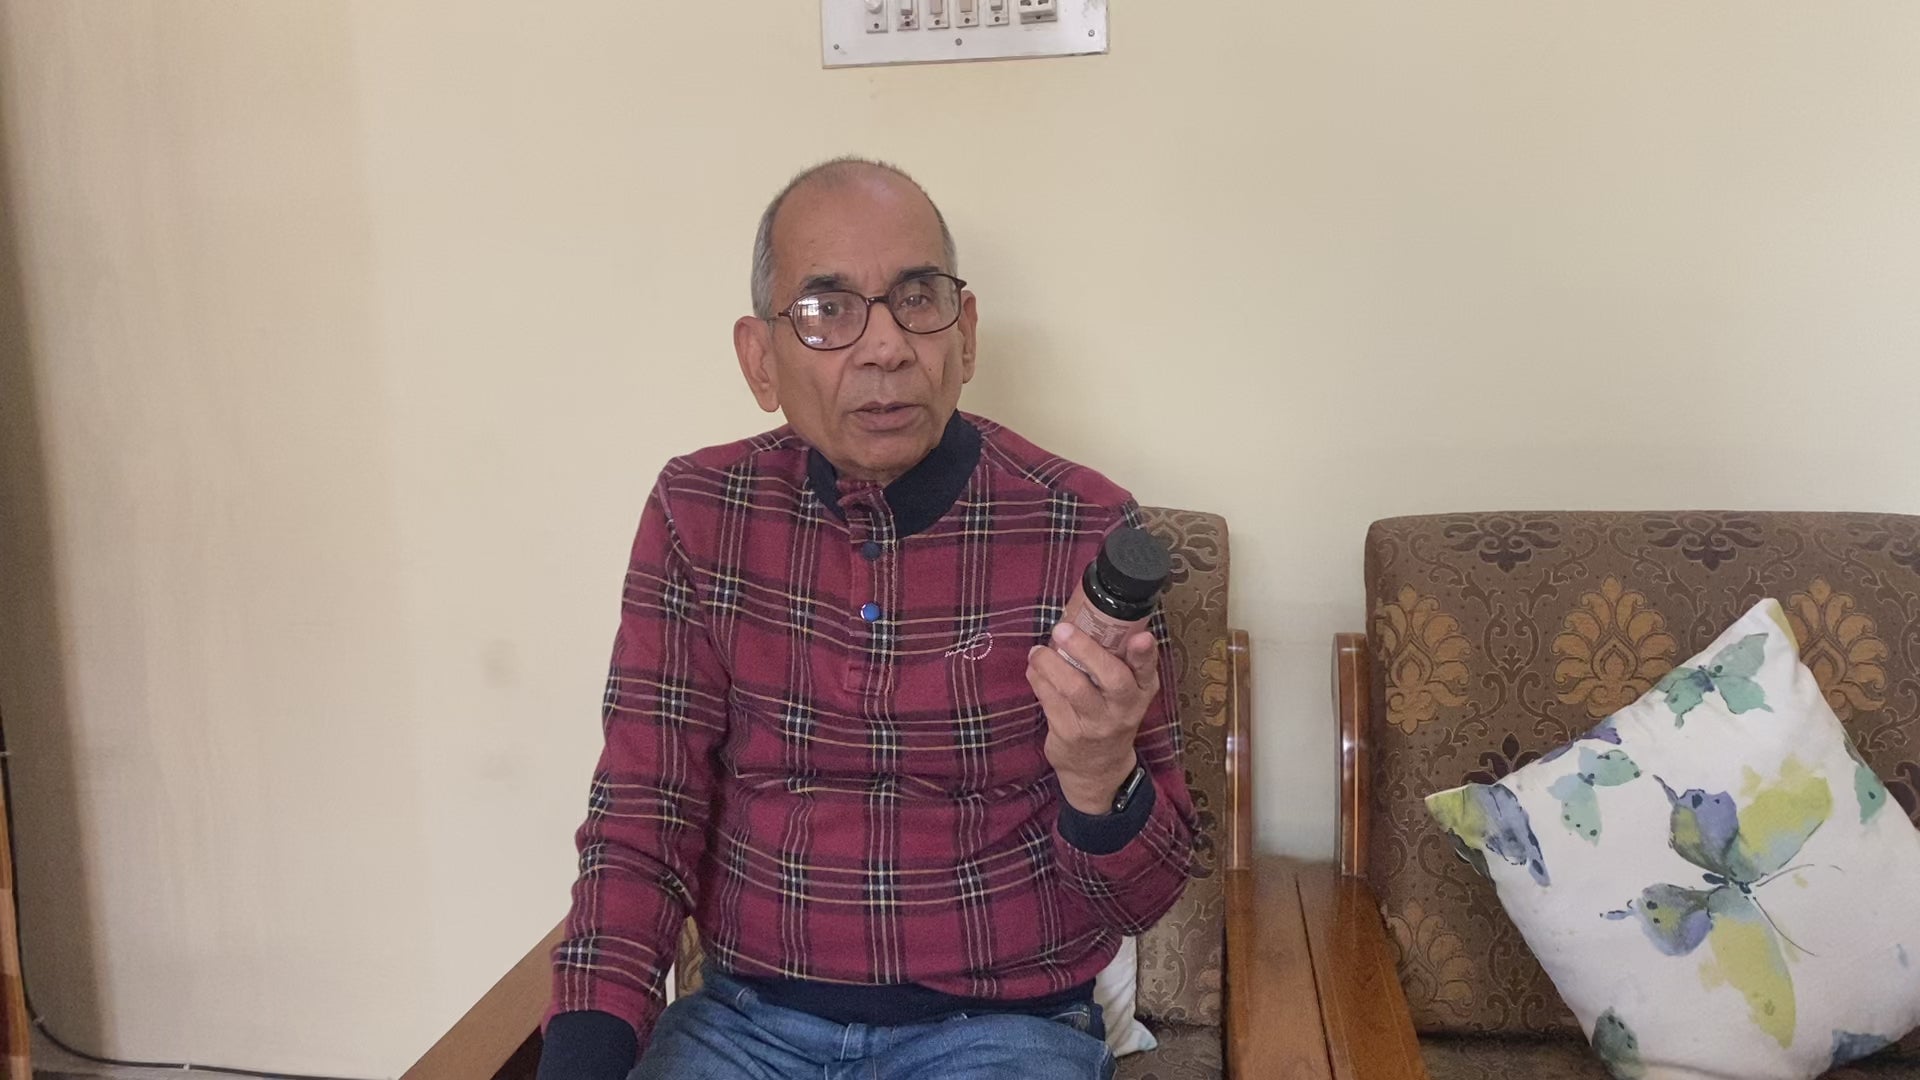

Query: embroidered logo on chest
left=944, top=631, right=994, bottom=661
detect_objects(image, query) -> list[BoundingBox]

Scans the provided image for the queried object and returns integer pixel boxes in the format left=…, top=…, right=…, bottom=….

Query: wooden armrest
left=1227, top=857, right=1334, bottom=1079
left=402, top=921, right=562, bottom=1080
left=1228, top=856, right=1428, bottom=1080
left=1226, top=627, right=1254, bottom=872
left=1297, top=861, right=1429, bottom=1080
left=1333, top=632, right=1371, bottom=878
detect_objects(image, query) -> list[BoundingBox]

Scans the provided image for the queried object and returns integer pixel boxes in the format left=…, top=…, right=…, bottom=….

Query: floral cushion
left=1366, top=513, right=1920, bottom=1040
left=1426, top=600, right=1920, bottom=1079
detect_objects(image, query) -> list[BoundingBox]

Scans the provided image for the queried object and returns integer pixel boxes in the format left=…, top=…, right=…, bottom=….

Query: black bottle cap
left=1096, top=527, right=1172, bottom=605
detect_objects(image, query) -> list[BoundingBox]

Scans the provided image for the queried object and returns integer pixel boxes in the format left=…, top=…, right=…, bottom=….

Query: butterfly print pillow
left=1426, top=599, right=1920, bottom=1080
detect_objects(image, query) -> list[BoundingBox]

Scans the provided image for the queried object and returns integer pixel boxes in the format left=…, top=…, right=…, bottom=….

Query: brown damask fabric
left=1366, top=512, right=1920, bottom=1040
left=1419, top=1037, right=1920, bottom=1080
left=1116, top=1024, right=1223, bottom=1080
left=1133, top=508, right=1230, bottom=1028
left=1418, top=1037, right=1621, bottom=1080
left=674, top=917, right=704, bottom=999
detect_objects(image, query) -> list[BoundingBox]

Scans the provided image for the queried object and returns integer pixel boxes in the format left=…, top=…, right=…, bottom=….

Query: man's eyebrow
left=890, top=265, right=944, bottom=287
left=795, top=273, right=854, bottom=295
left=794, top=266, right=945, bottom=299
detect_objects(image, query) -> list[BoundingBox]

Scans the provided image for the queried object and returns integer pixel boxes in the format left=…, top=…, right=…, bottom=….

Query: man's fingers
left=1025, top=649, right=1076, bottom=715
left=1049, top=623, right=1133, bottom=694
left=1029, top=642, right=1103, bottom=710
left=1026, top=647, right=1093, bottom=738
left=1121, top=631, right=1159, bottom=691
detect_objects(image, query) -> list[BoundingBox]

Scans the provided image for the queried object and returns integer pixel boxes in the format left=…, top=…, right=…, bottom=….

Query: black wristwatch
left=1110, top=763, right=1149, bottom=815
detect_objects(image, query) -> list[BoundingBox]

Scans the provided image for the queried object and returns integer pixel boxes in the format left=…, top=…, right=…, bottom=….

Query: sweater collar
left=806, top=413, right=982, bottom=538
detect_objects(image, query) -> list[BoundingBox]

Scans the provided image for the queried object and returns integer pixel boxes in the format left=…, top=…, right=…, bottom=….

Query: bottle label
left=1055, top=589, right=1148, bottom=679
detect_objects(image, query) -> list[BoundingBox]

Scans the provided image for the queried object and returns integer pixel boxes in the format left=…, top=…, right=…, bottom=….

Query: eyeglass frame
left=770, top=272, right=970, bottom=352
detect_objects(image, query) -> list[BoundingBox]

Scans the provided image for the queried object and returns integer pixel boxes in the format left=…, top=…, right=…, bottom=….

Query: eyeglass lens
left=788, top=275, right=962, bottom=350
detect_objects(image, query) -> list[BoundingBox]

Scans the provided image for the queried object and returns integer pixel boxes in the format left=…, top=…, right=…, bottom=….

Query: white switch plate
left=1017, top=0, right=1057, bottom=23
left=822, top=0, right=1107, bottom=68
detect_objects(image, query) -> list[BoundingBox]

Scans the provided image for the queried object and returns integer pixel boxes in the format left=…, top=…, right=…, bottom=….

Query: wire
left=0, top=706, right=370, bottom=1080
left=30, top=1015, right=367, bottom=1080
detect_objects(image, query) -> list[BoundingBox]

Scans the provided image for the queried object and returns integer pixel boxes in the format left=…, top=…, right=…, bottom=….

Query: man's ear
left=957, top=290, right=979, bottom=384
left=734, top=316, right=782, bottom=413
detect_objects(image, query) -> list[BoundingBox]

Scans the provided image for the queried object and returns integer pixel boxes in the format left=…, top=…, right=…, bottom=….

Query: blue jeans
left=632, top=970, right=1115, bottom=1080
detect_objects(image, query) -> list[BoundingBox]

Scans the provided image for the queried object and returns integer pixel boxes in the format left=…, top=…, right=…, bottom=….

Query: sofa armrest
left=1228, top=856, right=1428, bottom=1080
left=401, top=921, right=562, bottom=1080
left=1226, top=856, right=1334, bottom=1079
left=1296, top=862, right=1429, bottom=1079
left=1333, top=632, right=1371, bottom=877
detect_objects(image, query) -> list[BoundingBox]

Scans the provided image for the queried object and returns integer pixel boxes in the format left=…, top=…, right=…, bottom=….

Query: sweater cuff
left=1056, top=770, right=1156, bottom=856
left=537, top=1010, right=638, bottom=1080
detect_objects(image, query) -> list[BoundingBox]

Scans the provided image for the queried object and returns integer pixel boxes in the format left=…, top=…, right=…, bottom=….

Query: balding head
left=750, top=157, right=958, bottom=318
left=732, top=157, right=978, bottom=486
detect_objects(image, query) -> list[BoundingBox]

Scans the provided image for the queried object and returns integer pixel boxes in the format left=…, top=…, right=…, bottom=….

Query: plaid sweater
left=545, top=413, right=1195, bottom=1058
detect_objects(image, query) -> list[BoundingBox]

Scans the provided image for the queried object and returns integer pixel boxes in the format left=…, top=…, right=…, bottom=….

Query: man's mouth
left=851, top=402, right=923, bottom=431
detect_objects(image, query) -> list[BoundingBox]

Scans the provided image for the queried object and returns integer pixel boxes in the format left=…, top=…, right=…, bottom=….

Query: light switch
left=823, top=0, right=1105, bottom=66
left=1017, top=0, right=1056, bottom=23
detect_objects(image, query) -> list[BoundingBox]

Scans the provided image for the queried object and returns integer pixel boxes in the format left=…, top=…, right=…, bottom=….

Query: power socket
left=1016, top=0, right=1056, bottom=23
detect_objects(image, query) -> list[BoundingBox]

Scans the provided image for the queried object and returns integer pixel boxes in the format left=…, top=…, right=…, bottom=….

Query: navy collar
left=806, top=413, right=982, bottom=539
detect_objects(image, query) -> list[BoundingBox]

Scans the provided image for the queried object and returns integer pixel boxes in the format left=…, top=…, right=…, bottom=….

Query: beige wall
left=3, top=1, right=1918, bottom=1074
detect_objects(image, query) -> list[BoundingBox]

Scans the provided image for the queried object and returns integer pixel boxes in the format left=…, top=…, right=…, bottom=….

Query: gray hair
left=749, top=156, right=958, bottom=319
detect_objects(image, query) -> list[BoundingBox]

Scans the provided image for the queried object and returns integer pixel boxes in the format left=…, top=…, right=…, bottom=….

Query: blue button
left=860, top=602, right=882, bottom=623
left=861, top=541, right=882, bottom=561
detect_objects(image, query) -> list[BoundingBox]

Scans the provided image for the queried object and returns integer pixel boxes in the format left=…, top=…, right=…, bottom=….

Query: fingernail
left=1052, top=623, right=1073, bottom=643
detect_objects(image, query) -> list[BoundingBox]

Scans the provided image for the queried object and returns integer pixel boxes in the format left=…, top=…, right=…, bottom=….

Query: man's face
left=734, top=169, right=977, bottom=486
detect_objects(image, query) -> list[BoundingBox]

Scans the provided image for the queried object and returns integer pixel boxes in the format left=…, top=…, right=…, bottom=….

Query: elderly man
left=538, top=158, right=1194, bottom=1080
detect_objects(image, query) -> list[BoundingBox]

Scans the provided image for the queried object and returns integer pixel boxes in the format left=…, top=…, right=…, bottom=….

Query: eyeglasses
left=773, top=273, right=967, bottom=352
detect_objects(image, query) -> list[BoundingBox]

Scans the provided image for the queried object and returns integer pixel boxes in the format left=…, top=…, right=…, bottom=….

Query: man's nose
left=857, top=301, right=914, bottom=370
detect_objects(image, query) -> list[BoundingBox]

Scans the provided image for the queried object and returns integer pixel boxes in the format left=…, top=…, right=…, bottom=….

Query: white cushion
left=1426, top=599, right=1920, bottom=1079
left=1094, top=936, right=1158, bottom=1057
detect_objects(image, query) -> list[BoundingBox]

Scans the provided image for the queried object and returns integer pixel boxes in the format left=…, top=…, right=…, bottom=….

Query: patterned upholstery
left=1133, top=508, right=1231, bottom=1028
left=1363, top=512, right=1920, bottom=1057
left=1117, top=1023, right=1224, bottom=1080
left=677, top=507, right=1232, bottom=1072
left=1419, top=1037, right=1920, bottom=1080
